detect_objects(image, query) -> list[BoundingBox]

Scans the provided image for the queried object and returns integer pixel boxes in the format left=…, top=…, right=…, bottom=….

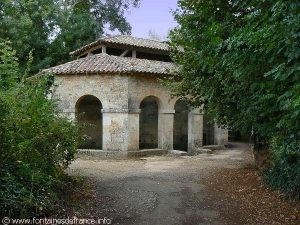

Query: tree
left=168, top=0, right=300, bottom=196
left=0, top=0, right=140, bottom=74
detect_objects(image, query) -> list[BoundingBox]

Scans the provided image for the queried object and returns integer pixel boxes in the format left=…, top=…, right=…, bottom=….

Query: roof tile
left=44, top=53, right=176, bottom=76
left=70, top=35, right=169, bottom=56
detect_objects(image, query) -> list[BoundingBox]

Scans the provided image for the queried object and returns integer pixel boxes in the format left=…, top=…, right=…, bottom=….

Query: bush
left=0, top=40, right=81, bottom=217
left=264, top=136, right=300, bottom=199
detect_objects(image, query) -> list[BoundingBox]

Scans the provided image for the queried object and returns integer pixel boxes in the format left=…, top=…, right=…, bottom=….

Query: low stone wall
left=76, top=149, right=169, bottom=159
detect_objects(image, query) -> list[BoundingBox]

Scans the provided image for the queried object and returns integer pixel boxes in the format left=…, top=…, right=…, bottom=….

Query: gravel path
left=68, top=143, right=253, bottom=225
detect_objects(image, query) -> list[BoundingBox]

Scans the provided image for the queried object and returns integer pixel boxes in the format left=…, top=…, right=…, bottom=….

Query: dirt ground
left=66, top=142, right=300, bottom=225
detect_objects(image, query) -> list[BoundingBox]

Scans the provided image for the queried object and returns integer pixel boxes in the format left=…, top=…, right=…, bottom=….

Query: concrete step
left=193, top=148, right=213, bottom=155
left=76, top=149, right=126, bottom=159
left=77, top=149, right=169, bottom=159
left=169, top=150, right=188, bottom=156
left=128, top=149, right=168, bottom=157
left=202, top=145, right=226, bottom=150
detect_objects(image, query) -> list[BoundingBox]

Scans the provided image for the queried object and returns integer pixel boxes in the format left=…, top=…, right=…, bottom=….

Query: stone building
left=45, top=35, right=228, bottom=156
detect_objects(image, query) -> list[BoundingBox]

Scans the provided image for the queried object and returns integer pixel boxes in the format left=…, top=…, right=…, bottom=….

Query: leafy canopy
left=0, top=0, right=140, bottom=74
left=169, top=0, right=300, bottom=139
left=169, top=0, right=300, bottom=197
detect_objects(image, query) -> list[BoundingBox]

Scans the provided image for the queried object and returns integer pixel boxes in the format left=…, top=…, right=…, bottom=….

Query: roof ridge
left=106, top=53, right=134, bottom=73
left=109, top=54, right=174, bottom=64
left=101, top=34, right=124, bottom=41
left=103, top=34, right=163, bottom=43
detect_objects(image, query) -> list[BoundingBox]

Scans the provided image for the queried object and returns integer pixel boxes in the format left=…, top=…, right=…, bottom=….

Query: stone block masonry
left=53, top=73, right=228, bottom=154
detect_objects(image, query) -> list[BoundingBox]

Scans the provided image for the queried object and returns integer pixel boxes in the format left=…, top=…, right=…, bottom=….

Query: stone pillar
left=101, top=109, right=128, bottom=151
left=158, top=109, right=175, bottom=150
left=127, top=109, right=140, bottom=151
left=188, top=109, right=204, bottom=153
left=214, top=124, right=229, bottom=146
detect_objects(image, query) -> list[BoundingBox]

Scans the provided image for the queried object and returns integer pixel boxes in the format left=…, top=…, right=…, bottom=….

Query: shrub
left=0, top=40, right=81, bottom=217
left=264, top=136, right=300, bottom=199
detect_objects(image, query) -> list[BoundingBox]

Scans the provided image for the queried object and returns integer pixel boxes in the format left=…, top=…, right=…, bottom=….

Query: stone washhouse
left=44, top=35, right=228, bottom=157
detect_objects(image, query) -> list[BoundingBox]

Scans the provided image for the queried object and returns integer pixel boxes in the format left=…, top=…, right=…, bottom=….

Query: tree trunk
left=252, top=135, right=270, bottom=168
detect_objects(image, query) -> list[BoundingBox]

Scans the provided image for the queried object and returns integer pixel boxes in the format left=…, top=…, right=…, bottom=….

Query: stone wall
left=53, top=73, right=227, bottom=152
left=53, top=74, right=129, bottom=114
left=127, top=75, right=176, bottom=150
left=53, top=74, right=130, bottom=151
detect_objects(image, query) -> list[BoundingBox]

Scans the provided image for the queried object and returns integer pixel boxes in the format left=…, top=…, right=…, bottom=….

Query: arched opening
left=76, top=95, right=102, bottom=149
left=203, top=114, right=215, bottom=145
left=173, top=100, right=189, bottom=151
left=139, top=96, right=159, bottom=149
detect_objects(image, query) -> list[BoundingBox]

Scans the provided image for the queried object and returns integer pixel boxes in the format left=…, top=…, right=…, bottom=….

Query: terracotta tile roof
left=70, top=35, right=169, bottom=56
left=43, top=53, right=176, bottom=76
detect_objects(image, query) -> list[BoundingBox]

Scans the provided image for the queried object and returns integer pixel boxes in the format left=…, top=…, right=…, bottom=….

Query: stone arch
left=136, top=93, right=163, bottom=110
left=76, top=95, right=103, bottom=149
left=169, top=97, right=180, bottom=111
left=139, top=96, right=161, bottom=149
left=173, top=99, right=190, bottom=151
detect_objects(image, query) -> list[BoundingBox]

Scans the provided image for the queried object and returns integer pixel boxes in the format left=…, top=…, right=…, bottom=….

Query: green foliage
left=264, top=136, right=300, bottom=199
left=169, top=0, right=300, bottom=197
left=0, top=41, right=81, bottom=216
left=0, top=40, right=19, bottom=89
left=0, top=0, right=140, bottom=74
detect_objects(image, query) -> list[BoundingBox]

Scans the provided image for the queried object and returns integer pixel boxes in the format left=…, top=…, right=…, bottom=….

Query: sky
left=125, top=0, right=178, bottom=40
